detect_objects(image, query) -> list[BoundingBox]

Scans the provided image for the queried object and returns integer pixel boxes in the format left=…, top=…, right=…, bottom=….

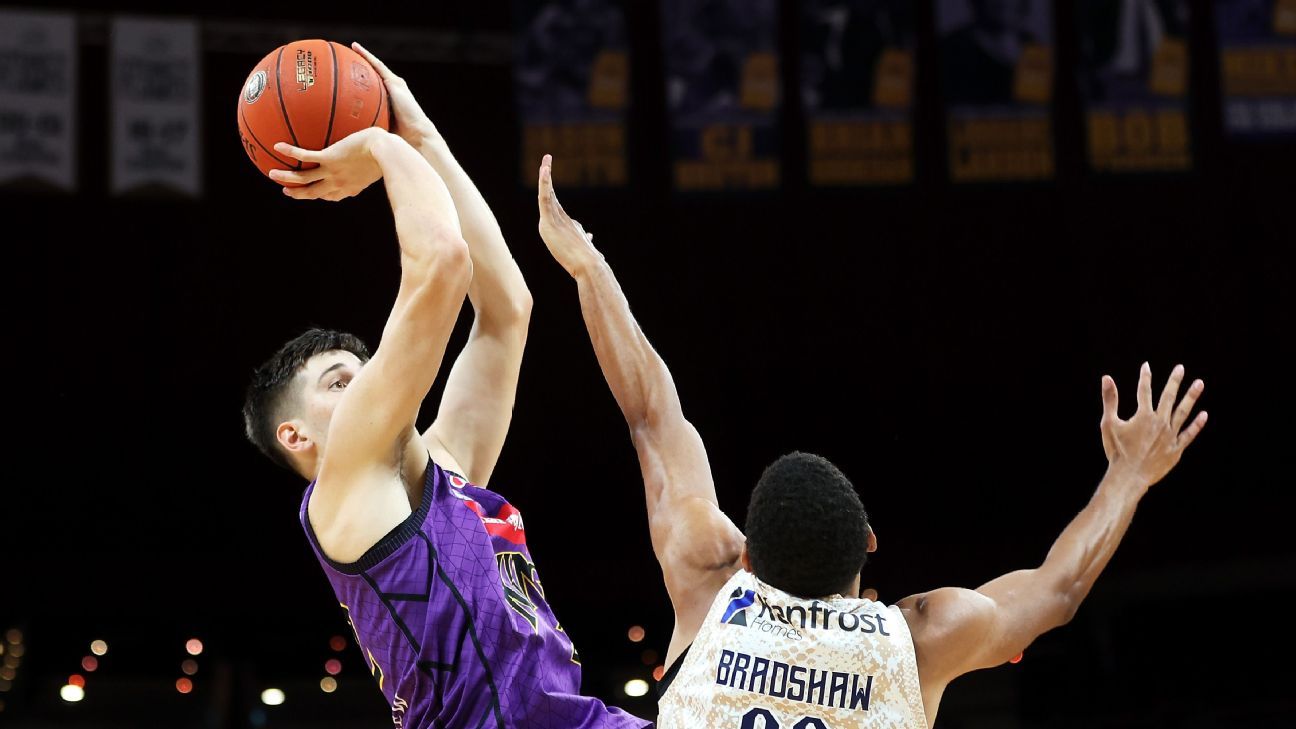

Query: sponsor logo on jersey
left=448, top=474, right=527, bottom=544
left=720, top=588, right=757, bottom=626
left=747, top=593, right=892, bottom=636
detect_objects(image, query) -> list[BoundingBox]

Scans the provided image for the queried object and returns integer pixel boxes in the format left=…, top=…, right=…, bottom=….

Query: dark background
left=4, top=1, right=1294, bottom=727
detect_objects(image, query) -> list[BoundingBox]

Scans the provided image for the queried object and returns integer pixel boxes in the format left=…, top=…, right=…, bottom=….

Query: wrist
left=1100, top=464, right=1151, bottom=499
left=415, top=129, right=448, bottom=159
left=569, top=250, right=608, bottom=281
left=365, top=128, right=398, bottom=156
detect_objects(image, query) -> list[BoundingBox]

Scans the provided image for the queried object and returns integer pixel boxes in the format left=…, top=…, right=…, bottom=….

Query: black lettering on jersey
left=806, top=668, right=827, bottom=706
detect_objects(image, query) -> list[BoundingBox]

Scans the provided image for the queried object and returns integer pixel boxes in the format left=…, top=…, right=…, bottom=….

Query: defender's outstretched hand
left=271, top=127, right=389, bottom=201
left=1100, top=363, right=1208, bottom=490
left=537, top=155, right=603, bottom=277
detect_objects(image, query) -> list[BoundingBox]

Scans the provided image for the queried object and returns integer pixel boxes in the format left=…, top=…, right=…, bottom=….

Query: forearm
left=418, top=133, right=531, bottom=324
left=572, top=259, right=678, bottom=429
left=371, top=133, right=464, bottom=264
left=1037, top=470, right=1147, bottom=616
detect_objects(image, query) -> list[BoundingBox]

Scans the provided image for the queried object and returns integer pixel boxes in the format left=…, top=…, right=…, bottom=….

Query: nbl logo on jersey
left=720, top=588, right=757, bottom=626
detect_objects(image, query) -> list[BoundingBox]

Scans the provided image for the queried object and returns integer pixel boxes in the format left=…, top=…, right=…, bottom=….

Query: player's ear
left=277, top=420, right=310, bottom=454
left=740, top=545, right=753, bottom=572
left=866, top=529, right=878, bottom=554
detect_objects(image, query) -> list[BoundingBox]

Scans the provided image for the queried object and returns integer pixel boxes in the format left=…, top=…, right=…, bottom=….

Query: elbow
left=436, top=235, right=473, bottom=295
left=500, top=285, right=534, bottom=327
left=1054, top=590, right=1082, bottom=628
left=408, top=230, right=472, bottom=292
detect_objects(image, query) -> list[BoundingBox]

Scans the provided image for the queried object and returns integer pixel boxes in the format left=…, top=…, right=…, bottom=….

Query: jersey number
left=740, top=707, right=829, bottom=729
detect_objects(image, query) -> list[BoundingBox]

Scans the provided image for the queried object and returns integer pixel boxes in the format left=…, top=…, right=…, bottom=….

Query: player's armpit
left=654, top=496, right=745, bottom=577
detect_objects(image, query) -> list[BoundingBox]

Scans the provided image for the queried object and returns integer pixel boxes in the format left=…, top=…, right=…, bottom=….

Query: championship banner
left=802, top=0, right=916, bottom=185
left=661, top=0, right=780, bottom=191
left=110, top=17, right=202, bottom=197
left=1078, top=0, right=1193, bottom=172
left=936, top=0, right=1055, bottom=182
left=1215, top=0, right=1296, bottom=138
left=513, top=0, right=629, bottom=187
left=0, top=9, right=76, bottom=191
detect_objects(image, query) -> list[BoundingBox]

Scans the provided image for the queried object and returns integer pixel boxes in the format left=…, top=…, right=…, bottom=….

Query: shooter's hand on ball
left=350, top=42, right=437, bottom=151
left=271, top=127, right=389, bottom=201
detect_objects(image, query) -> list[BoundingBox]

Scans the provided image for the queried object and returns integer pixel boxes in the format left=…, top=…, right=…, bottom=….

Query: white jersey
left=658, top=570, right=927, bottom=729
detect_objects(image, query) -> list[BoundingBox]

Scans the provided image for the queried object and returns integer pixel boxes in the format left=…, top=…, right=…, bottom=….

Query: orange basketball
left=236, top=39, right=389, bottom=186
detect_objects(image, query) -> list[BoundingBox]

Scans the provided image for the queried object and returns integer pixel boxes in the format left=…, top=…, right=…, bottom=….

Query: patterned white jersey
left=658, top=570, right=927, bottom=729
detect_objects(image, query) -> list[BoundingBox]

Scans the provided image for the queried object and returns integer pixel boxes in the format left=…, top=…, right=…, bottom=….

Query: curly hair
left=744, top=452, right=871, bottom=598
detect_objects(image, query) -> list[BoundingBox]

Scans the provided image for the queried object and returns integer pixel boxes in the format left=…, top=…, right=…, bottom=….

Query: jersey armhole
left=304, top=457, right=438, bottom=575
left=656, top=643, right=691, bottom=700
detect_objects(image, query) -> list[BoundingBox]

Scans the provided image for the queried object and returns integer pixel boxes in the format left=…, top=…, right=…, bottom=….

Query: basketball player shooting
left=536, top=156, right=1209, bottom=728
left=241, top=50, right=650, bottom=728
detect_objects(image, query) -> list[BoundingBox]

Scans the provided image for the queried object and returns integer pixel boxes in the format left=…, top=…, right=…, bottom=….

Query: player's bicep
left=970, top=568, right=1075, bottom=666
left=903, top=572, right=1073, bottom=685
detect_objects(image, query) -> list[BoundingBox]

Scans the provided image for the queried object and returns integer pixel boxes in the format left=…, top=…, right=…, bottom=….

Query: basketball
left=236, top=39, right=389, bottom=186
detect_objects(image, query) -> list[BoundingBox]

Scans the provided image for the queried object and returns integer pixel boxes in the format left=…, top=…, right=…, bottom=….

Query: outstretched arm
left=900, top=364, right=1208, bottom=710
left=276, top=130, right=472, bottom=549
left=536, top=156, right=745, bottom=662
left=283, top=43, right=533, bottom=486
left=350, top=43, right=532, bottom=486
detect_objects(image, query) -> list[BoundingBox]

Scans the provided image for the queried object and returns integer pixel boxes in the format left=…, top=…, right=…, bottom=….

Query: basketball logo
left=351, top=62, right=372, bottom=91
left=243, top=70, right=266, bottom=104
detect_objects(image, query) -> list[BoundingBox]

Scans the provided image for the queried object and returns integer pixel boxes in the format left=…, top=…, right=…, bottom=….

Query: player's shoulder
left=895, top=587, right=996, bottom=678
left=896, top=587, right=998, bottom=645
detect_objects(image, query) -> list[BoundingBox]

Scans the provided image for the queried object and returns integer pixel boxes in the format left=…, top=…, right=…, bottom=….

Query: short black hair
left=242, top=328, right=370, bottom=471
left=744, top=452, right=871, bottom=598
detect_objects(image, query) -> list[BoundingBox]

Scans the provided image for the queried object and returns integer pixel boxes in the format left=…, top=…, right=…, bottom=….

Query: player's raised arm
left=898, top=364, right=1208, bottom=711
left=277, top=130, right=471, bottom=499
left=536, top=156, right=745, bottom=660
left=349, top=42, right=532, bottom=487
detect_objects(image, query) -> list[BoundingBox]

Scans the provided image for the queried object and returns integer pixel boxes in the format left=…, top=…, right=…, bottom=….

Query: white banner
left=0, top=9, right=77, bottom=190
left=110, top=17, right=201, bottom=196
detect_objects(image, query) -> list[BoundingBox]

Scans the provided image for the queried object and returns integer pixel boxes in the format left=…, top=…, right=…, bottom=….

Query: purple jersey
left=301, top=458, right=651, bottom=729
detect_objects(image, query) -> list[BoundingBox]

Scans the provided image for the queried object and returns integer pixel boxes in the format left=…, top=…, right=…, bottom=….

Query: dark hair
left=744, top=452, right=871, bottom=598
left=242, top=328, right=370, bottom=471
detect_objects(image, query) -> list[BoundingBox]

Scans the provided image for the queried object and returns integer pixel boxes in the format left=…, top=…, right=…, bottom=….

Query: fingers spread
left=1172, top=378, right=1205, bottom=432
left=1157, top=364, right=1185, bottom=416
left=1101, top=374, right=1119, bottom=420
left=1136, top=361, right=1153, bottom=412
left=1177, top=410, right=1208, bottom=449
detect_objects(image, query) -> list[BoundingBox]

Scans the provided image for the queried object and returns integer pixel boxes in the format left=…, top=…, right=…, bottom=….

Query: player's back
left=301, top=458, right=649, bottom=728
left=658, top=570, right=927, bottom=729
